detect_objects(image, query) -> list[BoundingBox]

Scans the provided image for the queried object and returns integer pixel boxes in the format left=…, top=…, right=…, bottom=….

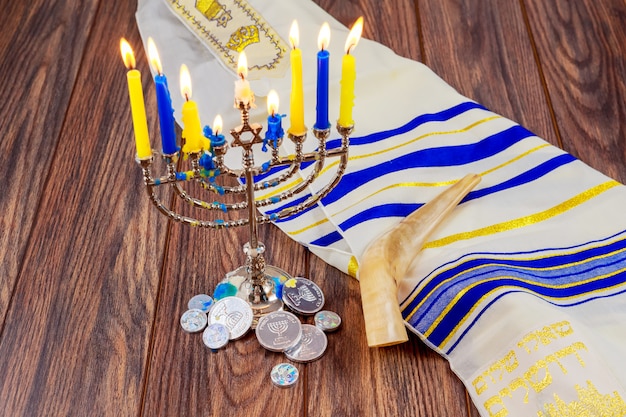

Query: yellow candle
left=338, top=53, right=356, bottom=127
left=338, top=17, right=364, bottom=128
left=120, top=38, right=151, bottom=159
left=288, top=20, right=306, bottom=135
left=181, top=100, right=203, bottom=153
left=179, top=64, right=204, bottom=154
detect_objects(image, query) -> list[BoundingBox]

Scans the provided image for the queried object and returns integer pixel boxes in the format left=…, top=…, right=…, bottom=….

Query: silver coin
left=207, top=296, right=253, bottom=340
left=270, top=363, right=299, bottom=388
left=188, top=294, right=214, bottom=313
left=202, top=323, right=230, bottom=350
left=180, top=308, right=207, bottom=333
left=281, top=277, right=325, bottom=315
left=314, top=310, right=342, bottom=332
left=255, top=311, right=302, bottom=352
left=284, top=324, right=328, bottom=363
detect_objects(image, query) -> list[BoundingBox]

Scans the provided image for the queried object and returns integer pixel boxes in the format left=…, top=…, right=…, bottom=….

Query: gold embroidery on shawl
left=167, top=0, right=288, bottom=77
left=423, top=181, right=619, bottom=250
left=517, top=321, right=574, bottom=353
left=482, top=341, right=590, bottom=417
left=537, top=381, right=626, bottom=417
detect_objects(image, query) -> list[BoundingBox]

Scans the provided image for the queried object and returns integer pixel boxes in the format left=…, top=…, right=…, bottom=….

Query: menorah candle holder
left=138, top=99, right=351, bottom=323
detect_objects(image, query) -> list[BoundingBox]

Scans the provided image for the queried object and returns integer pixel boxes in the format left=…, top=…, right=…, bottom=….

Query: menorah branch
left=138, top=98, right=352, bottom=322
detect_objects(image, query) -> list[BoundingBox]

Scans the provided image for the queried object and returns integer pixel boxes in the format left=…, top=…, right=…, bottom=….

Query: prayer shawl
left=136, top=0, right=626, bottom=415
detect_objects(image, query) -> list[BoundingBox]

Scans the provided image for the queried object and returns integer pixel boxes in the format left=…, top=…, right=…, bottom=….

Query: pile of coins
left=179, top=276, right=342, bottom=388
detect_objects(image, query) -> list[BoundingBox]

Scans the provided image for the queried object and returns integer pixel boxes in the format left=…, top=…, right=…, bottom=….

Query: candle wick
left=184, top=93, right=189, bottom=101
left=239, top=73, right=245, bottom=80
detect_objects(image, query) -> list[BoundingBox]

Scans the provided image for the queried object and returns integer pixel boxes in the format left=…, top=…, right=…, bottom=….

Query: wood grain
left=308, top=257, right=471, bottom=416
left=315, top=0, right=422, bottom=61
left=0, top=0, right=100, bottom=327
left=0, top=0, right=167, bottom=416
left=141, top=180, right=309, bottom=416
left=417, top=0, right=560, bottom=148
left=0, top=0, right=623, bottom=416
left=524, top=0, right=626, bottom=183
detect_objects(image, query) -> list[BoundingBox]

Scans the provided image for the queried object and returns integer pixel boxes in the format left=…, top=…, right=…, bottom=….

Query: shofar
left=358, top=173, right=481, bottom=347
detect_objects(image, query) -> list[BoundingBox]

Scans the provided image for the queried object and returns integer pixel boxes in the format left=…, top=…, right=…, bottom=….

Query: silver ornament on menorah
left=136, top=90, right=352, bottom=324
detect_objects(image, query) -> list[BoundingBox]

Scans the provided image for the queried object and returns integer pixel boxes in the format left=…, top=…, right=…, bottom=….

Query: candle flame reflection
left=120, top=38, right=136, bottom=69
left=344, top=16, right=364, bottom=54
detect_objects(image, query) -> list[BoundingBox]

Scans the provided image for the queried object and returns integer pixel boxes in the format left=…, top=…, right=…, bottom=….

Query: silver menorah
left=137, top=98, right=351, bottom=321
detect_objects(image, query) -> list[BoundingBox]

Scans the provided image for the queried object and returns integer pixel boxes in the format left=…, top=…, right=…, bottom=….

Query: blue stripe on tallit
left=307, top=153, right=575, bottom=247
left=405, top=233, right=626, bottom=316
left=401, top=231, right=626, bottom=353
left=320, top=125, right=534, bottom=207
left=325, top=101, right=488, bottom=149
left=431, top=266, right=626, bottom=351
left=254, top=101, right=487, bottom=182
left=445, top=285, right=626, bottom=354
left=462, top=153, right=575, bottom=202
left=270, top=124, right=534, bottom=223
left=400, top=229, right=626, bottom=305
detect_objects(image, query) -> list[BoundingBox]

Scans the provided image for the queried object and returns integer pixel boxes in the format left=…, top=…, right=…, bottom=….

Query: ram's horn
left=358, top=173, right=481, bottom=347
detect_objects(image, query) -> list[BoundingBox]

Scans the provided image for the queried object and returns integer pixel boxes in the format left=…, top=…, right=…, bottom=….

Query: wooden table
left=1, top=0, right=624, bottom=415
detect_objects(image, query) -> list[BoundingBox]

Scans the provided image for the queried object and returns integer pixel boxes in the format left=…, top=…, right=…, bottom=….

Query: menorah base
left=216, top=264, right=292, bottom=327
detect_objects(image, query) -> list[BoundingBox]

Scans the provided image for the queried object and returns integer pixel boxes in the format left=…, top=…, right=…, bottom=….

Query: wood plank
left=141, top=181, right=308, bottom=416
left=314, top=0, right=422, bottom=61
left=416, top=0, right=559, bottom=148
left=309, top=2, right=469, bottom=416
left=309, top=1, right=470, bottom=415
left=0, top=0, right=99, bottom=326
left=308, top=257, right=471, bottom=416
left=523, top=0, right=626, bottom=183
left=0, top=1, right=169, bottom=415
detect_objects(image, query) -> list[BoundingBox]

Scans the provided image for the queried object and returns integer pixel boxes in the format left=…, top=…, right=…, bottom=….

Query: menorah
left=137, top=98, right=352, bottom=322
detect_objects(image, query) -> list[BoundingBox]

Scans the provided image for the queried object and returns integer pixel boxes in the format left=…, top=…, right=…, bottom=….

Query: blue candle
left=315, top=23, right=331, bottom=130
left=154, top=74, right=177, bottom=154
left=264, top=90, right=284, bottom=151
left=147, top=38, right=177, bottom=154
left=266, top=114, right=284, bottom=146
left=210, top=115, right=226, bottom=147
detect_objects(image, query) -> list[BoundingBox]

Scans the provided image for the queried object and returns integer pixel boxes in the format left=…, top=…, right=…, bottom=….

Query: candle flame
left=179, top=64, right=192, bottom=100
left=344, top=16, right=364, bottom=54
left=120, top=38, right=136, bottom=69
left=267, top=90, right=279, bottom=116
left=147, top=37, right=163, bottom=75
left=289, top=20, right=299, bottom=49
left=237, top=51, right=248, bottom=79
left=318, top=22, right=330, bottom=51
left=213, top=115, right=223, bottom=136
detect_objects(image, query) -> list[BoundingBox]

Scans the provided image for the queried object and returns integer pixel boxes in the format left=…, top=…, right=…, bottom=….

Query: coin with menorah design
left=207, top=296, right=253, bottom=340
left=255, top=310, right=302, bottom=352
left=285, top=324, right=328, bottom=363
left=281, top=277, right=325, bottom=315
